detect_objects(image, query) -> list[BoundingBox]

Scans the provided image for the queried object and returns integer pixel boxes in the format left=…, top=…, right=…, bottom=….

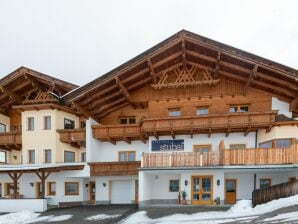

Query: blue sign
left=151, top=139, right=184, bottom=151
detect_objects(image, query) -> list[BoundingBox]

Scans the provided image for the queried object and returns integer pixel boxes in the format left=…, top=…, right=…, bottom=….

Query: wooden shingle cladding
left=63, top=30, right=298, bottom=121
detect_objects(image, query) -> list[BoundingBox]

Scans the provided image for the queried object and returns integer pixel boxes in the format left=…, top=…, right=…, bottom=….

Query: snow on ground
left=121, top=195, right=298, bottom=224
left=263, top=211, right=298, bottom=223
left=85, top=213, right=121, bottom=221
left=0, top=210, right=73, bottom=224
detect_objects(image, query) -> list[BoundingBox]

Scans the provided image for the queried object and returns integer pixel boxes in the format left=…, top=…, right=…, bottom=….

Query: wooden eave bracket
left=147, top=58, right=157, bottom=84
left=290, top=97, right=298, bottom=112
left=0, top=85, right=23, bottom=104
left=72, top=102, right=99, bottom=123
left=246, top=65, right=258, bottom=89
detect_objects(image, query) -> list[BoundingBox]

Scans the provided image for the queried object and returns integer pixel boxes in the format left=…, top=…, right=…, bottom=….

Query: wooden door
left=36, top=182, right=42, bottom=198
left=135, top=180, right=138, bottom=204
left=191, top=176, right=213, bottom=205
left=225, top=179, right=237, bottom=204
left=89, top=181, right=96, bottom=204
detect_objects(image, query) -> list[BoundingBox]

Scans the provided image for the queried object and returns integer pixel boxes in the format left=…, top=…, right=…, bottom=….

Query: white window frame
left=26, top=116, right=35, bottom=131
left=42, top=115, right=52, bottom=130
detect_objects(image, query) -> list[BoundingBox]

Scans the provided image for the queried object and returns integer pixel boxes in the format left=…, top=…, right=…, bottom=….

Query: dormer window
left=229, top=105, right=249, bottom=113
left=119, top=117, right=136, bottom=125
left=168, top=108, right=181, bottom=117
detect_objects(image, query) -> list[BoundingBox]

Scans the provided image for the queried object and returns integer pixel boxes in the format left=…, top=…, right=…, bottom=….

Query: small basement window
left=229, top=105, right=249, bottom=113
left=260, top=178, right=271, bottom=189
left=168, top=108, right=181, bottom=117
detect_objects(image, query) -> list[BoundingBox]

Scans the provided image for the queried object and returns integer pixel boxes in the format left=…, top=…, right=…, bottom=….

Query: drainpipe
left=254, top=130, right=258, bottom=190
left=255, top=130, right=258, bottom=148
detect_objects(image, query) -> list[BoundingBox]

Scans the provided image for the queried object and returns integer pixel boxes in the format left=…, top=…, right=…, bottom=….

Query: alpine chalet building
left=0, top=30, right=297, bottom=210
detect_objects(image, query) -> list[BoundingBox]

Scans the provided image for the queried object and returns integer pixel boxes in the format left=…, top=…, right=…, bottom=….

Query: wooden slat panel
left=89, top=161, right=141, bottom=176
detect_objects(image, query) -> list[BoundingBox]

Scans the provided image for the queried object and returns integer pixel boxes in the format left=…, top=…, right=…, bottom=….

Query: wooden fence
left=252, top=180, right=298, bottom=207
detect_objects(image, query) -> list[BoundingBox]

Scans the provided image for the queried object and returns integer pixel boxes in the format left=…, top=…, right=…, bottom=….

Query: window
left=119, top=117, right=136, bottom=125
left=0, top=123, right=6, bottom=133
left=275, top=139, right=291, bottom=148
left=81, top=152, right=86, bottom=162
left=259, top=141, right=273, bottom=149
left=230, top=144, right=246, bottom=150
left=64, top=151, right=75, bottom=162
left=168, top=108, right=181, bottom=117
left=169, top=180, right=179, bottom=192
left=43, top=116, right=51, bottom=130
left=0, top=151, right=6, bottom=163
left=119, top=151, right=136, bottom=161
left=44, top=149, right=52, bottom=163
left=27, top=117, right=35, bottom=131
left=65, top=182, right=79, bottom=195
left=260, top=178, right=271, bottom=189
left=28, top=150, right=35, bottom=164
left=196, top=107, right=209, bottom=115
left=259, top=139, right=293, bottom=149
left=5, top=183, right=19, bottom=195
left=47, top=182, right=56, bottom=196
left=64, top=118, right=75, bottom=129
left=80, top=121, right=86, bottom=129
left=229, top=105, right=249, bottom=113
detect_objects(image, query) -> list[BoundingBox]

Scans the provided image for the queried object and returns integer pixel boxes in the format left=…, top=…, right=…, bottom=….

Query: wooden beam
left=182, top=38, right=187, bottom=70
left=215, top=52, right=221, bottom=76
left=0, top=85, right=23, bottom=104
left=72, top=102, right=99, bottom=122
left=115, top=77, right=130, bottom=99
left=246, top=65, right=258, bottom=89
left=24, top=74, right=46, bottom=92
left=93, top=97, right=127, bottom=115
left=98, top=102, right=130, bottom=118
left=147, top=58, right=157, bottom=84
left=290, top=97, right=298, bottom=112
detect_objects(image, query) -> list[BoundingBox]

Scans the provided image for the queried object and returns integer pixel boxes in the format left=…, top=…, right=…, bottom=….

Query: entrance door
left=36, top=182, right=42, bottom=198
left=89, top=181, right=96, bottom=204
left=191, top=176, right=213, bottom=205
left=225, top=179, right=237, bottom=204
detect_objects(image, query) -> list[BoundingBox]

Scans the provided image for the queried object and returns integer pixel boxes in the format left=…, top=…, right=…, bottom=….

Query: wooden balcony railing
left=57, top=129, right=86, bottom=145
left=142, top=111, right=276, bottom=137
left=89, top=161, right=141, bottom=176
left=92, top=124, right=144, bottom=144
left=92, top=111, right=276, bottom=143
left=141, top=144, right=298, bottom=168
left=0, top=131, right=22, bottom=150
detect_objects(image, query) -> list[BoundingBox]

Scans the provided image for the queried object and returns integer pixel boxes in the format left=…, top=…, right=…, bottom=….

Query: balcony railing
left=141, top=144, right=298, bottom=168
left=0, top=131, right=22, bottom=150
left=92, top=111, right=276, bottom=143
left=57, top=129, right=86, bottom=144
left=89, top=161, right=141, bottom=176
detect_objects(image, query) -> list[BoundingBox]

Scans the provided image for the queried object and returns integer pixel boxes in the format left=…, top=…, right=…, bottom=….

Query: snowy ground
left=1, top=195, right=298, bottom=223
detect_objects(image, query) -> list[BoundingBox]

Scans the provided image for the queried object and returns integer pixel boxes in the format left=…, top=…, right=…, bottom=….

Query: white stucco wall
left=272, top=97, right=292, bottom=117
left=257, top=126, right=298, bottom=144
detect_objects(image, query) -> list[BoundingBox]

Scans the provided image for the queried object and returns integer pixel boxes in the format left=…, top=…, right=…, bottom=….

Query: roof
left=0, top=163, right=85, bottom=173
left=0, top=66, right=78, bottom=114
left=61, top=29, right=298, bottom=120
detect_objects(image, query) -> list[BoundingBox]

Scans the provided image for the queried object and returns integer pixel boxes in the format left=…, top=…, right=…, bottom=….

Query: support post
left=254, top=173, right=257, bottom=190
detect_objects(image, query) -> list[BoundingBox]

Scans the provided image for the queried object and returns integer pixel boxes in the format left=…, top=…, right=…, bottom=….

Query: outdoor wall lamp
left=103, top=182, right=106, bottom=187
left=184, top=180, right=188, bottom=186
left=85, top=184, right=89, bottom=188
left=217, top=180, right=220, bottom=186
left=29, top=182, right=34, bottom=187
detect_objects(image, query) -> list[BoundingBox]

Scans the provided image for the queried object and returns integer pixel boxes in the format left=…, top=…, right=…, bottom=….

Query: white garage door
left=111, top=180, right=132, bottom=204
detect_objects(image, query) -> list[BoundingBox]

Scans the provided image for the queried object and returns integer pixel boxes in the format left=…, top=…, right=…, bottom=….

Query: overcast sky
left=0, top=0, right=297, bottom=86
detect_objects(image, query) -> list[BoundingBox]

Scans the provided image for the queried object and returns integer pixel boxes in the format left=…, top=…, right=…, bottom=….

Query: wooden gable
left=63, top=30, right=298, bottom=121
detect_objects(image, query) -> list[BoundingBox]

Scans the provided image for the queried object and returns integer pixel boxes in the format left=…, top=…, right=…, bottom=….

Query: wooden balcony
left=92, top=112, right=277, bottom=144
left=92, top=124, right=145, bottom=144
left=0, top=131, right=22, bottom=150
left=141, top=144, right=298, bottom=168
left=142, top=111, right=277, bottom=138
left=57, top=129, right=86, bottom=148
left=89, top=161, right=141, bottom=176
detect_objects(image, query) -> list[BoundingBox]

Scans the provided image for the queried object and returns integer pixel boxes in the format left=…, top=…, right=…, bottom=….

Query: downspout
left=254, top=130, right=258, bottom=190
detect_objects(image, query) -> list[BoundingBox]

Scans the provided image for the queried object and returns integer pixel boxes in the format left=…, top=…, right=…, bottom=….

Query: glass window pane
left=260, top=179, right=271, bottom=189
left=239, top=106, right=249, bottom=112
left=29, top=150, right=35, bottom=163
left=193, top=193, right=200, bottom=200
left=129, top=117, right=136, bottom=124
left=275, top=139, right=291, bottom=148
left=64, top=119, right=75, bottom=129
left=229, top=106, right=238, bottom=113
left=226, top=181, right=236, bottom=192
left=196, top=108, right=208, bottom=115
left=230, top=144, right=246, bottom=150
left=169, top=180, right=179, bottom=192
left=44, top=116, right=51, bottom=130
left=0, top=123, right=6, bottom=133
left=119, top=152, right=127, bottom=161
left=28, top=117, right=34, bottom=131
left=193, top=178, right=200, bottom=192
left=128, top=152, right=135, bottom=161
left=259, top=141, right=273, bottom=149
left=45, top=149, right=51, bottom=163
left=169, top=109, right=181, bottom=117
left=65, top=183, right=78, bottom=194
left=81, top=152, right=86, bottom=162
left=202, top=178, right=211, bottom=192
left=64, top=151, right=75, bottom=162
left=0, top=151, right=6, bottom=163
left=202, top=193, right=211, bottom=201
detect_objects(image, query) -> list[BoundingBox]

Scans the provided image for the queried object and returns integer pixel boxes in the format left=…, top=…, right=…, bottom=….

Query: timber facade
left=0, top=30, right=297, bottom=209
